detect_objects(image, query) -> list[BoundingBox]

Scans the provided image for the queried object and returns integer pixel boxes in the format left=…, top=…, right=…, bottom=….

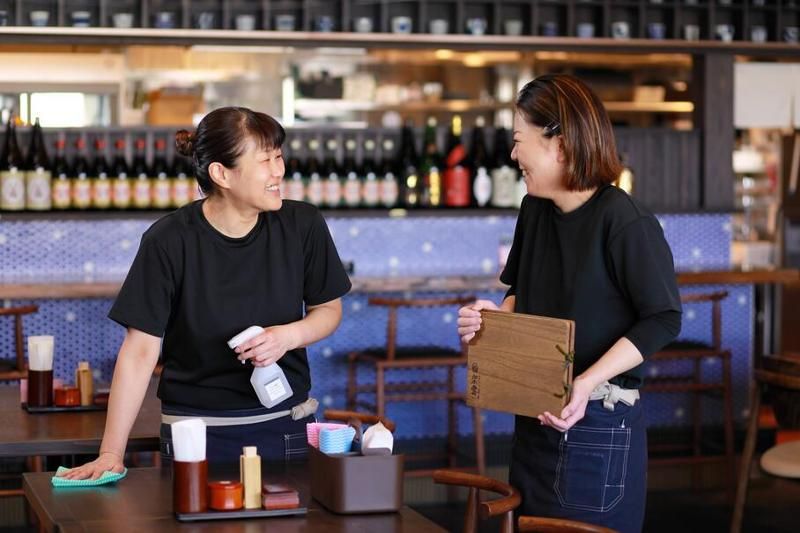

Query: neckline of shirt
left=193, top=199, right=265, bottom=247
left=551, top=184, right=611, bottom=221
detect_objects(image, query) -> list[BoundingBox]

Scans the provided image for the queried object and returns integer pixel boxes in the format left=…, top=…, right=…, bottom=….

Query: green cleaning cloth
left=51, top=466, right=127, bottom=487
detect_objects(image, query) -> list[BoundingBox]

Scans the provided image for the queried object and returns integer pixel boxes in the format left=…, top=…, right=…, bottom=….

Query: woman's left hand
left=235, top=325, right=297, bottom=367
left=538, top=375, right=595, bottom=432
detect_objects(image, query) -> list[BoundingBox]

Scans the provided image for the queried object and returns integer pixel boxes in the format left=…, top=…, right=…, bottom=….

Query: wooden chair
left=644, top=291, right=735, bottom=490
left=731, top=353, right=800, bottom=533
left=322, top=408, right=397, bottom=432
left=432, top=469, right=520, bottom=533
left=347, top=296, right=485, bottom=476
left=518, top=516, right=618, bottom=533
left=0, top=305, right=38, bottom=381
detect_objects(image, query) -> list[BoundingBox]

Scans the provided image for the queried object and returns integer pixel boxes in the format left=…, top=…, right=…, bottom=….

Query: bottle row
left=0, top=116, right=527, bottom=212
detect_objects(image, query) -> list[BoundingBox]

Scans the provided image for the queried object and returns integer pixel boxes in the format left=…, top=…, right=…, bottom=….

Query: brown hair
left=176, top=107, right=285, bottom=194
left=515, top=74, right=622, bottom=191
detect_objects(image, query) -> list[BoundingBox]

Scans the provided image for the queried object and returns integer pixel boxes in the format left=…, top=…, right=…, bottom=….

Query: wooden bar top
left=24, top=466, right=444, bottom=533
left=2, top=269, right=798, bottom=300
left=0, top=380, right=160, bottom=457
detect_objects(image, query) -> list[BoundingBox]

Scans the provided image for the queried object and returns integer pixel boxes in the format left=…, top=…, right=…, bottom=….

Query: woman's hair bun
left=175, top=130, right=195, bottom=157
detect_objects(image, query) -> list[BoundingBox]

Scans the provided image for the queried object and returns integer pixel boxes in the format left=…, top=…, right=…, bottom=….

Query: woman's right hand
left=457, top=299, right=500, bottom=343
left=55, top=452, right=125, bottom=480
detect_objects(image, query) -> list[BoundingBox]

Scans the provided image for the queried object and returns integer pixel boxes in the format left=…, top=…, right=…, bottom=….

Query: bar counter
left=1, top=268, right=797, bottom=300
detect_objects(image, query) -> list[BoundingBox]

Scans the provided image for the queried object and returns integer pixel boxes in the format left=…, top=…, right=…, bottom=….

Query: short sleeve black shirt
left=109, top=200, right=352, bottom=410
left=500, top=185, right=682, bottom=388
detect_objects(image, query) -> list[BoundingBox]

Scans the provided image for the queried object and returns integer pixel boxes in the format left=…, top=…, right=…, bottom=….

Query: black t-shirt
left=500, top=185, right=681, bottom=388
left=109, top=200, right=352, bottom=410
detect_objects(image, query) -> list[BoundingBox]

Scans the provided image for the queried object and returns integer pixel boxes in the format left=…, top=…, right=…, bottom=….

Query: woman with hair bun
left=457, top=75, right=682, bottom=532
left=59, top=107, right=350, bottom=478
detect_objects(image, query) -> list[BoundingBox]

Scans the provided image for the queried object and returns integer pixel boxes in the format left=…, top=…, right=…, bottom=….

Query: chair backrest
left=432, top=469, right=520, bottom=533
left=755, top=354, right=800, bottom=429
left=679, top=291, right=728, bottom=350
left=518, top=516, right=618, bottom=533
left=367, top=296, right=476, bottom=360
left=0, top=305, right=39, bottom=377
left=322, top=409, right=396, bottom=433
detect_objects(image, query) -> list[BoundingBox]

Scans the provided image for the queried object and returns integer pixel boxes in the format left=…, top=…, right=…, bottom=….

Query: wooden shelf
left=295, top=98, right=694, bottom=114
left=0, top=27, right=798, bottom=56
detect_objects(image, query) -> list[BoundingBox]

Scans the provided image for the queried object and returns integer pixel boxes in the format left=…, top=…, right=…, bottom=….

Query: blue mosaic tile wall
left=0, top=210, right=745, bottom=438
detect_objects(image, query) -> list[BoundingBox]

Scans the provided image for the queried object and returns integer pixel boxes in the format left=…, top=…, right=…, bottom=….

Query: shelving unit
left=0, top=0, right=793, bottom=51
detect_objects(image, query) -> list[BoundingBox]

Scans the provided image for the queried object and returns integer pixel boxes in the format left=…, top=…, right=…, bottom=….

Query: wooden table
left=23, top=466, right=445, bottom=533
left=0, top=380, right=161, bottom=458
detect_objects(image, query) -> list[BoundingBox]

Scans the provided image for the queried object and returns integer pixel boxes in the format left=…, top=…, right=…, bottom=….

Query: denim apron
left=510, top=399, right=647, bottom=533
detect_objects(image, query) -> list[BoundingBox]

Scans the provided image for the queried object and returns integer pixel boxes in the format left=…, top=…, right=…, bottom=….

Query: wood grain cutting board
left=466, top=310, right=575, bottom=418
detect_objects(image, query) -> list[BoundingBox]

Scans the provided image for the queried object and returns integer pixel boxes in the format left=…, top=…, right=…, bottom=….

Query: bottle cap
left=78, top=361, right=90, bottom=370
left=242, top=446, right=258, bottom=457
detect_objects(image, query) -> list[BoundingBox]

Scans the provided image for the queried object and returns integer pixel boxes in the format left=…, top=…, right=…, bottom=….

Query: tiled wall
left=0, top=210, right=747, bottom=437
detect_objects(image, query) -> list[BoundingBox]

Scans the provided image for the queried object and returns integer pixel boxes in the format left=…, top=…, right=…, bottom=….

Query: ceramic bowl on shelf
left=112, top=12, right=134, bottom=29
left=30, top=10, right=50, bottom=27
left=71, top=11, right=91, bottom=28
left=235, top=14, right=256, bottom=31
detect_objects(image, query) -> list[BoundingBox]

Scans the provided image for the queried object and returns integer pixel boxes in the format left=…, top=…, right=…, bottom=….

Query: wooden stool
left=731, top=354, right=800, bottom=533
left=644, top=291, right=735, bottom=491
left=347, top=296, right=485, bottom=476
left=0, top=305, right=38, bottom=382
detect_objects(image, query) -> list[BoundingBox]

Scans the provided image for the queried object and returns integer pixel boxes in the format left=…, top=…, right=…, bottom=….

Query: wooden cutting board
left=466, top=310, right=575, bottom=418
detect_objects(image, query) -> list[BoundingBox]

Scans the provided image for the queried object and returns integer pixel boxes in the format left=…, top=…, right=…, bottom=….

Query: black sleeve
left=108, top=235, right=176, bottom=337
left=609, top=216, right=682, bottom=356
left=302, top=210, right=352, bottom=306
left=499, top=195, right=530, bottom=297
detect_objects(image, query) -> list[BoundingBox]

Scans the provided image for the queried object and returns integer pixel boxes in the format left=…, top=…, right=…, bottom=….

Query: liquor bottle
left=398, top=125, right=420, bottom=208
left=379, top=138, right=399, bottom=208
left=71, top=138, right=92, bottom=210
left=323, top=138, right=342, bottom=209
left=490, top=127, right=518, bottom=208
left=151, top=139, right=171, bottom=209
left=469, top=117, right=492, bottom=207
left=419, top=117, right=443, bottom=208
left=24, top=118, right=51, bottom=211
left=51, top=138, right=72, bottom=210
left=361, top=138, right=380, bottom=208
left=615, top=153, right=634, bottom=194
left=443, top=115, right=470, bottom=207
left=285, top=138, right=306, bottom=202
left=111, top=138, right=131, bottom=210
left=90, top=138, right=112, bottom=210
left=342, top=137, right=361, bottom=208
left=172, top=154, right=193, bottom=207
left=305, top=139, right=324, bottom=207
left=131, top=138, right=151, bottom=209
left=0, top=114, right=25, bottom=211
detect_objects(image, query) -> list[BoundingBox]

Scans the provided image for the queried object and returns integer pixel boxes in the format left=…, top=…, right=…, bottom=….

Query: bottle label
left=343, top=173, right=361, bottom=207
left=52, top=179, right=72, bottom=209
left=363, top=175, right=379, bottom=207
left=490, top=166, right=519, bottom=208
left=133, top=179, right=151, bottom=208
left=152, top=180, right=172, bottom=208
left=380, top=174, right=398, bottom=207
left=26, top=168, right=52, bottom=210
left=306, top=175, right=324, bottom=206
left=172, top=178, right=192, bottom=207
left=287, top=175, right=305, bottom=202
left=191, top=182, right=205, bottom=202
left=112, top=179, right=131, bottom=208
left=279, top=179, right=288, bottom=200
left=0, top=169, right=25, bottom=210
left=473, top=166, right=492, bottom=207
left=444, top=166, right=470, bottom=207
left=427, top=166, right=442, bottom=207
left=324, top=175, right=342, bottom=207
left=73, top=178, right=92, bottom=208
left=264, top=378, right=287, bottom=402
left=92, top=179, right=112, bottom=208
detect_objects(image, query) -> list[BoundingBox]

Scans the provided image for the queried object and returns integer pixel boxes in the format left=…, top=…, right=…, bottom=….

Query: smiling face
left=226, top=137, right=285, bottom=212
left=511, top=110, right=566, bottom=200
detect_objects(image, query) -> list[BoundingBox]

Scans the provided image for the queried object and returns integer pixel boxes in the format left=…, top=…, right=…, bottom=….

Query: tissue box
left=309, top=446, right=403, bottom=514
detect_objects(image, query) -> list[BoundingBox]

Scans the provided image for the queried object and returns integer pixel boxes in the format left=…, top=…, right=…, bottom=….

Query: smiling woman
left=58, top=106, right=352, bottom=480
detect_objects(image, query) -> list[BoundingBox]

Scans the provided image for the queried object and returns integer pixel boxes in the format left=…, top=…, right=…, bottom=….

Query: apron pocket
left=554, top=425, right=631, bottom=512
left=284, top=431, right=309, bottom=461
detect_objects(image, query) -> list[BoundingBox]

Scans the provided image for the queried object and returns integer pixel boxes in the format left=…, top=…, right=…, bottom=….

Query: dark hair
left=515, top=74, right=622, bottom=191
left=175, top=107, right=286, bottom=194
